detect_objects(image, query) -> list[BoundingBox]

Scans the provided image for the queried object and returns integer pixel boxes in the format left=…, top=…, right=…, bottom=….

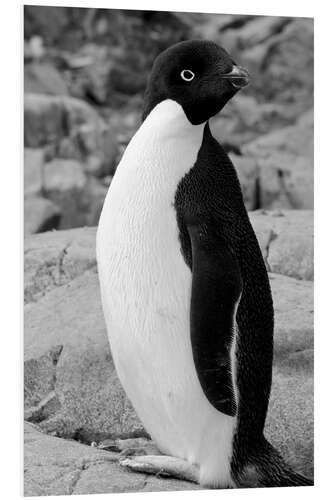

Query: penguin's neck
left=118, top=99, right=206, bottom=190
left=141, top=99, right=204, bottom=138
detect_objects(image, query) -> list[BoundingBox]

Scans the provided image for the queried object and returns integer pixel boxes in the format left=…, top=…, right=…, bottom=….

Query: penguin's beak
left=222, top=65, right=250, bottom=89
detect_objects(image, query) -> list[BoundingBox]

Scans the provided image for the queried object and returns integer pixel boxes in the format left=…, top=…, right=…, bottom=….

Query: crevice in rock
left=253, top=175, right=262, bottom=210
left=142, top=475, right=149, bottom=490
left=221, top=141, right=242, bottom=155
left=218, top=16, right=251, bottom=32
left=71, top=427, right=150, bottom=447
left=68, top=465, right=84, bottom=495
left=37, top=213, right=61, bottom=233
left=276, top=168, right=296, bottom=208
left=58, top=242, right=70, bottom=276
left=264, top=229, right=278, bottom=272
left=25, top=390, right=61, bottom=424
left=49, top=344, right=64, bottom=365
left=260, top=21, right=294, bottom=71
left=24, top=344, right=64, bottom=423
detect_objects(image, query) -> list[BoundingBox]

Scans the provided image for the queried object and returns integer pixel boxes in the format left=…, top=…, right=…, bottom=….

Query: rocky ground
left=24, top=210, right=313, bottom=495
left=24, top=9, right=313, bottom=235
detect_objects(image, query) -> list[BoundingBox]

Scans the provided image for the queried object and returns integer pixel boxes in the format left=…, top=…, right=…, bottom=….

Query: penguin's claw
left=119, top=454, right=200, bottom=484
left=98, top=437, right=160, bottom=456
left=119, top=447, right=150, bottom=458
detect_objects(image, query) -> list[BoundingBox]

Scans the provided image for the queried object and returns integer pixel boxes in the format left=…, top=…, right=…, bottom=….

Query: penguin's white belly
left=97, top=100, right=236, bottom=486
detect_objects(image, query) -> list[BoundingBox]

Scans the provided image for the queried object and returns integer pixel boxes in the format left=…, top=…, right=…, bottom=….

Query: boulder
left=233, top=16, right=290, bottom=49
left=253, top=19, right=313, bottom=106
left=237, top=19, right=313, bottom=113
left=24, top=94, right=118, bottom=176
left=83, top=176, right=108, bottom=227
left=24, top=422, right=198, bottom=495
left=243, top=109, right=313, bottom=160
left=24, top=148, right=44, bottom=197
left=243, top=110, right=314, bottom=210
left=42, top=159, right=108, bottom=230
left=210, top=94, right=295, bottom=150
left=24, top=226, right=96, bottom=303
left=229, top=153, right=259, bottom=210
left=267, top=350, right=313, bottom=478
left=24, top=62, right=69, bottom=96
left=24, top=197, right=61, bottom=235
left=250, top=210, right=313, bottom=281
left=24, top=94, right=65, bottom=149
left=25, top=268, right=144, bottom=442
left=43, top=159, right=88, bottom=229
left=258, top=153, right=313, bottom=210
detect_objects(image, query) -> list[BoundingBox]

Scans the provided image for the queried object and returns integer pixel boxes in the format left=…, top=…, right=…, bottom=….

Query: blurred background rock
left=24, top=6, right=313, bottom=235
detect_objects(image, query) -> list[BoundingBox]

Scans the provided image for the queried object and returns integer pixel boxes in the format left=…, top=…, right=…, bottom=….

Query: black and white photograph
left=22, top=3, right=314, bottom=496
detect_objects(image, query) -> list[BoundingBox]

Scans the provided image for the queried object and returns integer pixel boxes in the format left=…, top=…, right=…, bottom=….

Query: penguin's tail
left=241, top=439, right=313, bottom=488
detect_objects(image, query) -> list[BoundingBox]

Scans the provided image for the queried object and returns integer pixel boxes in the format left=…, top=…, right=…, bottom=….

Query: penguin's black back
left=174, top=124, right=274, bottom=478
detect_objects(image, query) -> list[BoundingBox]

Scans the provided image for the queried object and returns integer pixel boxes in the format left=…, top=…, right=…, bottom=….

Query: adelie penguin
left=97, top=40, right=313, bottom=488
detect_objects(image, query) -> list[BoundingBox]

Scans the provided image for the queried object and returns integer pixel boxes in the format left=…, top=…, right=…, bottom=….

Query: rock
left=267, top=352, right=313, bottom=478
left=24, top=148, right=44, bottom=197
left=24, top=94, right=65, bottom=149
left=84, top=176, right=108, bottom=227
left=24, top=346, right=63, bottom=409
left=270, top=273, right=313, bottom=356
left=24, top=226, right=97, bottom=303
left=43, top=159, right=88, bottom=229
left=42, top=159, right=107, bottom=230
left=210, top=94, right=296, bottom=150
left=24, top=197, right=61, bottom=235
left=240, top=18, right=313, bottom=111
left=77, top=123, right=118, bottom=178
left=24, top=62, right=68, bottom=95
left=24, top=422, right=198, bottom=495
left=243, top=110, right=313, bottom=210
left=24, top=266, right=313, bottom=469
left=24, top=154, right=108, bottom=233
left=24, top=36, right=45, bottom=61
left=258, top=153, right=313, bottom=210
left=24, top=269, right=144, bottom=441
left=243, top=109, right=313, bottom=160
left=24, top=94, right=118, bottom=176
left=24, top=6, right=69, bottom=45
left=229, top=153, right=259, bottom=210
left=249, top=210, right=313, bottom=281
left=234, top=17, right=291, bottom=49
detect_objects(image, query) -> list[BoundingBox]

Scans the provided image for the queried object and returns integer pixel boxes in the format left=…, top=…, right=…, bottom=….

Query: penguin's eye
left=180, top=69, right=195, bottom=82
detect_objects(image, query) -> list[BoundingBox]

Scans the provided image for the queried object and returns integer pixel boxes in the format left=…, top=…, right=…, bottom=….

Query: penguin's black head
left=142, top=39, right=250, bottom=125
left=143, top=40, right=249, bottom=125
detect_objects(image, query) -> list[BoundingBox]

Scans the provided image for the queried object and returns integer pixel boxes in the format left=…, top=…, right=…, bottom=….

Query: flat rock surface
left=24, top=423, right=198, bottom=496
left=24, top=226, right=97, bottom=303
left=250, top=210, right=313, bottom=281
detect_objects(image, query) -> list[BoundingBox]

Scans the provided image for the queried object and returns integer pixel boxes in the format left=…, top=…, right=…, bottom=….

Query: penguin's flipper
left=188, top=223, right=243, bottom=417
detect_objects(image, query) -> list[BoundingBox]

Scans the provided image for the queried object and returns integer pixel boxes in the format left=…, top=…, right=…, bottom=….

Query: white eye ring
left=180, top=69, right=195, bottom=82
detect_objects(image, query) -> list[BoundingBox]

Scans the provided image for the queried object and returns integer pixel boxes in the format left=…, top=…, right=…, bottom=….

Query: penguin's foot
left=119, top=454, right=200, bottom=484
left=97, top=437, right=161, bottom=457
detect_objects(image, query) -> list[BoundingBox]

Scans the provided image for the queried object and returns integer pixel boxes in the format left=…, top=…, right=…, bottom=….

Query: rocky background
left=24, top=6, right=314, bottom=496
left=24, top=7, right=313, bottom=234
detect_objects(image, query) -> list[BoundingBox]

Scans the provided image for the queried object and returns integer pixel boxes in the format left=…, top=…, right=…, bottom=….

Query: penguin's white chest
left=97, top=100, right=236, bottom=486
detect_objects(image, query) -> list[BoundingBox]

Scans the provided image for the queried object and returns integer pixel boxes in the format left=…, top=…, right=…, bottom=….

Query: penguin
left=96, top=39, right=312, bottom=488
